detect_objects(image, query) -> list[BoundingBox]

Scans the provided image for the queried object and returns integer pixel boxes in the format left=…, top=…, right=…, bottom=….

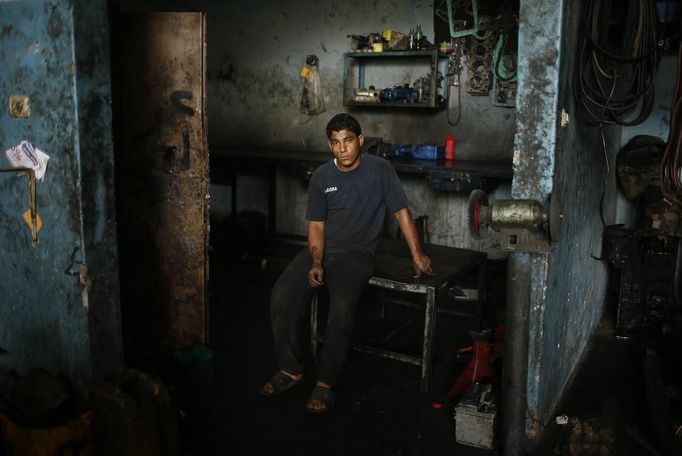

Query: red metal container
left=445, top=135, right=456, bottom=161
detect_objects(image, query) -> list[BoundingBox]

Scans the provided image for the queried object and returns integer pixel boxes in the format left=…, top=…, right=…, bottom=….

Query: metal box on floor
left=454, top=382, right=497, bottom=449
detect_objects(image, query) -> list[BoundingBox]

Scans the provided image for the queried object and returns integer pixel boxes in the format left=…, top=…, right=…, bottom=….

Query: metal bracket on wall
left=0, top=167, right=39, bottom=246
left=468, top=189, right=561, bottom=252
left=427, top=170, right=482, bottom=193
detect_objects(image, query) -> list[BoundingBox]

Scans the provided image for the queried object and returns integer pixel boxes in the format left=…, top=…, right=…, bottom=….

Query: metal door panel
left=113, top=12, right=208, bottom=347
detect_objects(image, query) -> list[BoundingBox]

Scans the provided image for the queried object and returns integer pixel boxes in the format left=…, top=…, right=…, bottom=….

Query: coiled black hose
left=573, top=0, right=661, bottom=126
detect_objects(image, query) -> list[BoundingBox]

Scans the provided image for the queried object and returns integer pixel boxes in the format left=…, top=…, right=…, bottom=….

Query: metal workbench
left=210, top=146, right=513, bottom=234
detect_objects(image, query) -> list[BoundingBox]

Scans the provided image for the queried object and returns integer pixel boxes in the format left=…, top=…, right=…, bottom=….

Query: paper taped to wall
left=4, top=141, right=49, bottom=180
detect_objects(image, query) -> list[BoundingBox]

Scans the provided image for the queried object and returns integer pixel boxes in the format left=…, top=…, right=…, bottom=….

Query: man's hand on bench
left=412, top=253, right=434, bottom=279
left=392, top=207, right=434, bottom=279
left=309, top=264, right=325, bottom=287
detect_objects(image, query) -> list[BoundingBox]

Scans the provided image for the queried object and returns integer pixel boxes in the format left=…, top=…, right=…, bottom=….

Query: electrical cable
left=492, top=33, right=516, bottom=82
left=598, top=77, right=617, bottom=228
left=660, top=40, right=682, bottom=210
left=599, top=126, right=611, bottom=228
left=573, top=0, right=661, bottom=126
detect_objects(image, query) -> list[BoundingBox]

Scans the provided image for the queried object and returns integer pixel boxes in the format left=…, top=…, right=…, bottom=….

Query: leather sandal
left=258, top=371, right=303, bottom=397
left=305, top=385, right=336, bottom=414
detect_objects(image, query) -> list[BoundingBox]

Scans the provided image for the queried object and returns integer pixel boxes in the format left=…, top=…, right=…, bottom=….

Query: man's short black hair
left=326, top=113, right=362, bottom=139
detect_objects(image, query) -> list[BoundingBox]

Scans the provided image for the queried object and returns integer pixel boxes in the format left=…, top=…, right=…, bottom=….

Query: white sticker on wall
left=4, top=140, right=50, bottom=180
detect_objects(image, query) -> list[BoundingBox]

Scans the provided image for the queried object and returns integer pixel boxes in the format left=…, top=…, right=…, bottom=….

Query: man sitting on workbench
left=259, top=113, right=433, bottom=413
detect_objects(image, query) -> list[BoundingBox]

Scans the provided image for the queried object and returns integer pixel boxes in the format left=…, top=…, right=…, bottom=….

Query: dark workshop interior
left=1, top=0, right=682, bottom=455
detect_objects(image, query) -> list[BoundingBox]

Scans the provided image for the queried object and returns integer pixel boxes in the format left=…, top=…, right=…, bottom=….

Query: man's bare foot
left=306, top=381, right=335, bottom=413
left=259, top=370, right=303, bottom=397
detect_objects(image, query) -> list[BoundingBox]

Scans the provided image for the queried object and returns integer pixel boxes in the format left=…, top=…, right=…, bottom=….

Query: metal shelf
left=343, top=49, right=447, bottom=109
left=345, top=101, right=446, bottom=109
left=345, top=50, right=445, bottom=58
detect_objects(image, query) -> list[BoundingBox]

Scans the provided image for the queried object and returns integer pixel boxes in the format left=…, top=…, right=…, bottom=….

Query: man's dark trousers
left=270, top=248, right=374, bottom=387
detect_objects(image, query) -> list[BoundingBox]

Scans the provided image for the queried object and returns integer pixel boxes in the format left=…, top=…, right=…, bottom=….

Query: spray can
left=445, top=135, right=456, bottom=161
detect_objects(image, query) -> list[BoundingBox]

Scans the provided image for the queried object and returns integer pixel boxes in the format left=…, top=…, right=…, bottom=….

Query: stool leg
left=420, top=287, right=437, bottom=392
left=377, top=288, right=386, bottom=320
left=310, top=293, right=319, bottom=363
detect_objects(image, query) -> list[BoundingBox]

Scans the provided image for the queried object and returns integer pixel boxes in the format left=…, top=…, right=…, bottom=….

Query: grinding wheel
left=468, top=189, right=489, bottom=240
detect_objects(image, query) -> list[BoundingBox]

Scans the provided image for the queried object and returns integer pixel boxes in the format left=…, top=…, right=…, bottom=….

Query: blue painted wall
left=0, top=0, right=122, bottom=394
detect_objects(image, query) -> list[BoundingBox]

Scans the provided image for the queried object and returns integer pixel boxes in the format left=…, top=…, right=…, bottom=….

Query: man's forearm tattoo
left=310, top=245, right=323, bottom=266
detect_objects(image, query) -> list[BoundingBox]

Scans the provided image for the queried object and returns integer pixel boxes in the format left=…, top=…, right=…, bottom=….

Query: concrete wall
left=275, top=170, right=511, bottom=249
left=621, top=56, right=676, bottom=146
left=0, top=0, right=122, bottom=394
left=204, top=0, right=516, bottom=157
left=213, top=0, right=516, bottom=246
left=116, top=0, right=517, bottom=248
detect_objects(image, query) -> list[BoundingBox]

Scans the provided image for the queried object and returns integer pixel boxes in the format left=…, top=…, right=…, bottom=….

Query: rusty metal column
left=504, top=0, right=564, bottom=450
left=501, top=253, right=531, bottom=455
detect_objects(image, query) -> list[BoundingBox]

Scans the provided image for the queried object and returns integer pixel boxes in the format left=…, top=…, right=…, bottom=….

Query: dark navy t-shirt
left=305, top=154, right=408, bottom=254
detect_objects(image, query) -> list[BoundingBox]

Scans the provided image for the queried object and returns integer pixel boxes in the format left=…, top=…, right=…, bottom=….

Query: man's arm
left=393, top=207, right=434, bottom=278
left=307, top=220, right=325, bottom=286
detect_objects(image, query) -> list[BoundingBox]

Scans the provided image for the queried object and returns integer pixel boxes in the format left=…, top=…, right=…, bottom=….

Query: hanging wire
left=660, top=41, right=682, bottom=210
left=598, top=77, right=617, bottom=228
left=492, top=33, right=517, bottom=82
left=573, top=0, right=661, bottom=126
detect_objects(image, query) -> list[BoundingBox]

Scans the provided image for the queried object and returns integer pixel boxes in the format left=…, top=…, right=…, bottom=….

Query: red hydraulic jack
left=447, top=324, right=504, bottom=401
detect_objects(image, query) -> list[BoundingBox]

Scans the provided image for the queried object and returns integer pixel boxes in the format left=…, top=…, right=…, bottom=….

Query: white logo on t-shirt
left=325, top=186, right=338, bottom=194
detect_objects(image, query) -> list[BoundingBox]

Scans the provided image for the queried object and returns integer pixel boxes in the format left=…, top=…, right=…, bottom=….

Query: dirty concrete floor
left=528, top=315, right=651, bottom=456
left=188, top=244, right=654, bottom=456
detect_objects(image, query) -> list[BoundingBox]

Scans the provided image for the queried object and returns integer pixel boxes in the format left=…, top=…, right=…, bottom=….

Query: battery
left=454, top=382, right=497, bottom=450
